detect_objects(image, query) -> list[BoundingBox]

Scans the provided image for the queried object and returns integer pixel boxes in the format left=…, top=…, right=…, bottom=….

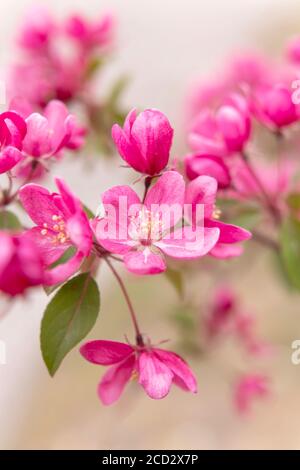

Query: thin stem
left=104, top=256, right=143, bottom=345
left=252, top=229, right=280, bottom=252
left=142, top=176, right=152, bottom=203
left=240, top=151, right=281, bottom=225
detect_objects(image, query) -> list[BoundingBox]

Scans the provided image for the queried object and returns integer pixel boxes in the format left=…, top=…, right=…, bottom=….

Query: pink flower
left=286, top=36, right=300, bottom=63
left=205, top=285, right=271, bottom=356
left=17, top=6, right=55, bottom=52
left=185, top=175, right=251, bottom=259
left=19, top=178, right=93, bottom=285
left=234, top=313, right=272, bottom=357
left=93, top=171, right=220, bottom=275
left=189, top=94, right=251, bottom=156
left=184, top=153, right=231, bottom=189
left=112, top=109, right=174, bottom=175
left=230, top=157, right=294, bottom=210
left=234, top=374, right=269, bottom=414
left=0, top=232, right=44, bottom=296
left=80, top=339, right=197, bottom=405
left=20, top=100, right=84, bottom=157
left=10, top=99, right=85, bottom=180
left=252, top=84, right=299, bottom=129
left=205, top=286, right=236, bottom=338
left=0, top=111, right=27, bottom=174
left=65, top=13, right=114, bottom=50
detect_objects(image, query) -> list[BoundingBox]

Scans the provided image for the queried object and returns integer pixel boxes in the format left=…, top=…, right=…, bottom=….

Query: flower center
left=129, top=208, right=164, bottom=244
left=40, top=214, right=69, bottom=244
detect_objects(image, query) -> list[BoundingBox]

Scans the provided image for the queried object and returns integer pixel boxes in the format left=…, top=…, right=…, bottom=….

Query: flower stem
left=240, top=151, right=281, bottom=225
left=142, top=176, right=152, bottom=203
left=251, top=229, right=280, bottom=252
left=104, top=257, right=144, bottom=345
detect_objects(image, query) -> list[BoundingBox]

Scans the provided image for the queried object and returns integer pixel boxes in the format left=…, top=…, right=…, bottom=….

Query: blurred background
left=1, top=0, right=300, bottom=450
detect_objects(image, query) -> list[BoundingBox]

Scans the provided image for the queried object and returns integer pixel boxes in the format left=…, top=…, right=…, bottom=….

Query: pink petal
left=1, top=111, right=27, bottom=140
left=25, top=227, right=71, bottom=266
left=138, top=352, right=173, bottom=399
left=130, top=109, right=173, bottom=175
left=144, top=171, right=185, bottom=228
left=206, top=219, right=252, bottom=243
left=124, top=249, right=166, bottom=275
left=102, top=184, right=141, bottom=218
left=112, top=111, right=146, bottom=173
left=23, top=113, right=52, bottom=157
left=210, top=243, right=244, bottom=258
left=19, top=183, right=64, bottom=226
left=44, top=100, right=69, bottom=152
left=95, top=185, right=141, bottom=253
left=98, top=355, right=136, bottom=405
left=55, top=177, right=81, bottom=215
left=216, top=105, right=250, bottom=152
left=80, top=340, right=134, bottom=365
left=185, top=175, right=218, bottom=220
left=188, top=132, right=227, bottom=156
left=154, top=349, right=197, bottom=393
left=156, top=226, right=220, bottom=259
left=0, top=146, right=23, bottom=174
left=145, top=171, right=185, bottom=207
left=185, top=153, right=231, bottom=189
left=0, top=232, right=14, bottom=272
left=67, top=211, right=92, bottom=256
left=43, top=250, right=84, bottom=285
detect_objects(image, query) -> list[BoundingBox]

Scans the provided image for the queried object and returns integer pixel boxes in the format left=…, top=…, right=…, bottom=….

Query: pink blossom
left=93, top=171, right=220, bottom=275
left=205, top=286, right=236, bottom=338
left=205, top=285, right=270, bottom=356
left=112, top=109, right=174, bottom=175
left=17, top=6, right=55, bottom=52
left=80, top=339, right=197, bottom=405
left=10, top=9, right=114, bottom=107
left=185, top=175, right=251, bottom=259
left=19, top=178, right=93, bottom=285
left=0, top=232, right=44, bottom=296
left=230, top=157, right=294, bottom=210
left=0, top=110, right=26, bottom=174
left=286, top=36, right=300, bottom=63
left=234, top=313, right=272, bottom=357
left=10, top=99, right=85, bottom=180
left=186, top=53, right=270, bottom=122
left=184, top=153, right=231, bottom=189
left=189, top=94, right=251, bottom=156
left=234, top=374, right=269, bottom=414
left=251, top=84, right=299, bottom=129
left=19, top=100, right=84, bottom=156
left=64, top=13, right=114, bottom=50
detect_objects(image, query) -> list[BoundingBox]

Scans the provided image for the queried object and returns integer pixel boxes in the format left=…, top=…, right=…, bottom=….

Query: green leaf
left=43, top=247, right=77, bottom=296
left=83, top=204, right=95, bottom=219
left=41, top=273, right=100, bottom=376
left=280, top=216, right=300, bottom=290
left=165, top=268, right=184, bottom=297
left=0, top=210, right=22, bottom=230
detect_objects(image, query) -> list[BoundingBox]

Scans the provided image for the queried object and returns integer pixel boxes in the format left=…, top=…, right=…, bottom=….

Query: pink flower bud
left=112, top=109, right=174, bottom=175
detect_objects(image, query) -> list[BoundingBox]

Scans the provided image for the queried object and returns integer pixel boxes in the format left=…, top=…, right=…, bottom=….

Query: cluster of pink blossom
left=9, top=6, right=114, bottom=107
left=0, top=104, right=251, bottom=405
left=184, top=47, right=300, bottom=228
left=2, top=6, right=300, bottom=414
